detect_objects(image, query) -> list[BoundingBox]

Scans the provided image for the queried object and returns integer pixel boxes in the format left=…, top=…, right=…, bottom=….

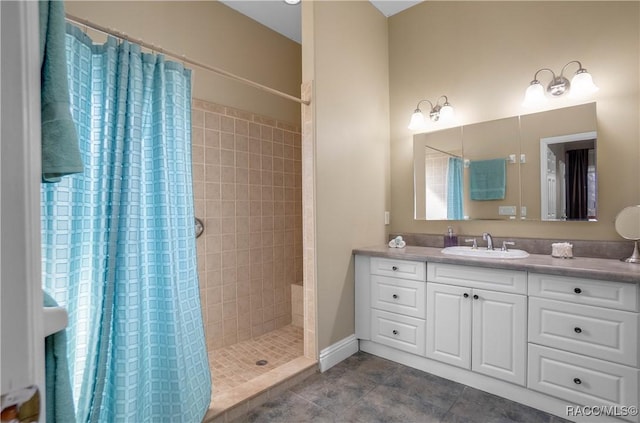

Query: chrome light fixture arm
left=415, top=96, right=451, bottom=121
left=414, top=99, right=435, bottom=117
left=530, top=67, right=570, bottom=96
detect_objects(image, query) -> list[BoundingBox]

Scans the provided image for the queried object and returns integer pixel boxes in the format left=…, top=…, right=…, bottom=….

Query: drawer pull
left=392, top=294, right=398, bottom=299
left=392, top=266, right=399, bottom=271
left=473, top=294, right=479, bottom=300
left=392, top=330, right=399, bottom=335
left=463, top=293, right=469, bottom=298
left=574, top=327, right=582, bottom=334
left=573, top=377, right=582, bottom=385
left=574, top=287, right=582, bottom=294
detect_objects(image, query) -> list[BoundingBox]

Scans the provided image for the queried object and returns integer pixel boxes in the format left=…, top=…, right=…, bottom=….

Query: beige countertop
left=353, top=245, right=640, bottom=283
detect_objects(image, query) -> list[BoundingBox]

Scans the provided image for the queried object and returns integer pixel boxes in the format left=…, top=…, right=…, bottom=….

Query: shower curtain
left=446, top=157, right=464, bottom=220
left=41, top=25, right=211, bottom=422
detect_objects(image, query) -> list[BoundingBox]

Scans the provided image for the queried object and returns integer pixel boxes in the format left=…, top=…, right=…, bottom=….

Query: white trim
left=1, top=0, right=44, bottom=412
left=318, top=334, right=358, bottom=372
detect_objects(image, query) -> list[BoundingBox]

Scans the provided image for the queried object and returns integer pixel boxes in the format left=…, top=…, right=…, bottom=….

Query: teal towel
left=43, top=291, right=75, bottom=423
left=40, top=0, right=83, bottom=182
left=469, top=158, right=506, bottom=200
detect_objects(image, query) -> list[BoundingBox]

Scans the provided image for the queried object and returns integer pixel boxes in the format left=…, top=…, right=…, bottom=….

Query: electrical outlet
left=498, top=206, right=516, bottom=216
left=384, top=211, right=390, bottom=225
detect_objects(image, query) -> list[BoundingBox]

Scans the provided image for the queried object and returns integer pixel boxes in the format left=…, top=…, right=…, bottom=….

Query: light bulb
left=439, top=104, right=454, bottom=122
left=522, top=81, right=547, bottom=107
left=408, top=110, right=426, bottom=131
left=569, top=70, right=598, bottom=98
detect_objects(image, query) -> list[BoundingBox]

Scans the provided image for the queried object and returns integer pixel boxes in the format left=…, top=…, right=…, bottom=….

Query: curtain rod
left=425, top=145, right=461, bottom=159
left=65, top=13, right=310, bottom=106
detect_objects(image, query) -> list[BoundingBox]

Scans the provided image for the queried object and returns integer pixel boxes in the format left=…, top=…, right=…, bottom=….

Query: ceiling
left=219, top=0, right=423, bottom=44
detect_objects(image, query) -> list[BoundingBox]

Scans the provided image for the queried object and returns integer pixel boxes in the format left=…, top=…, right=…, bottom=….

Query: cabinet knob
left=473, top=294, right=479, bottom=300
left=392, top=330, right=399, bottom=335
left=574, top=327, right=582, bottom=334
left=392, top=294, right=398, bottom=299
left=573, top=378, right=582, bottom=385
left=392, top=266, right=398, bottom=271
left=574, top=287, right=582, bottom=294
left=463, top=293, right=469, bottom=298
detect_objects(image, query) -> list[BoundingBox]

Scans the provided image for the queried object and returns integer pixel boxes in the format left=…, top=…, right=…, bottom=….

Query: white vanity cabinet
left=355, top=250, right=640, bottom=422
left=426, top=263, right=527, bottom=386
left=355, top=255, right=427, bottom=355
left=527, top=273, right=640, bottom=422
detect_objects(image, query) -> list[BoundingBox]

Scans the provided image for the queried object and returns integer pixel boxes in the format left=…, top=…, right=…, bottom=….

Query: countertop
left=353, top=245, right=640, bottom=283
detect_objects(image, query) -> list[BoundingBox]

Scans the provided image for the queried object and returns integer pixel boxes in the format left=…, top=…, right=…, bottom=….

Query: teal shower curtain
left=447, top=157, right=464, bottom=220
left=41, top=25, right=211, bottom=422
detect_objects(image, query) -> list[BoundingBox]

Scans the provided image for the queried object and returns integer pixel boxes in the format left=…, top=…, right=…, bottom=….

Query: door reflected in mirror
left=540, top=132, right=596, bottom=221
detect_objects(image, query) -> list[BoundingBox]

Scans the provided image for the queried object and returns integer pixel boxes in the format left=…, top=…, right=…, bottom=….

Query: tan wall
left=389, top=1, right=640, bottom=240
left=302, top=1, right=390, bottom=350
left=65, top=1, right=301, bottom=124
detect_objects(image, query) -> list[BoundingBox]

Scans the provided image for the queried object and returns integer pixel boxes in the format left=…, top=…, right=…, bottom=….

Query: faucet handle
left=464, top=238, right=477, bottom=249
left=501, top=241, right=515, bottom=252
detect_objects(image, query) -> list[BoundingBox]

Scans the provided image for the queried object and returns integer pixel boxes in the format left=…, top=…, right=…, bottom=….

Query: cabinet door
left=426, top=283, right=471, bottom=369
left=472, top=289, right=527, bottom=386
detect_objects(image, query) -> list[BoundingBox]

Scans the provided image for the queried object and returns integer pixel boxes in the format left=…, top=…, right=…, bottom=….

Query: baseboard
left=318, top=334, right=358, bottom=372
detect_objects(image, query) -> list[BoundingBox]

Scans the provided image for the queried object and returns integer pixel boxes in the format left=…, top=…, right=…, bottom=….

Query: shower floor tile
left=209, top=324, right=304, bottom=396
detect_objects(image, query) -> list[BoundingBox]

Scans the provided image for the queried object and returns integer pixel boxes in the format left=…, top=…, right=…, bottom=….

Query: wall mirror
left=414, top=102, right=597, bottom=221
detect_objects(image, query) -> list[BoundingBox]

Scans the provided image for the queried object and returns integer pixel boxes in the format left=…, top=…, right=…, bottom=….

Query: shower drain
left=255, top=359, right=268, bottom=366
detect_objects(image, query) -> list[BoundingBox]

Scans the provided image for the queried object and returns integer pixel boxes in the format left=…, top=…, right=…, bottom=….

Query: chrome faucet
left=482, top=232, right=494, bottom=250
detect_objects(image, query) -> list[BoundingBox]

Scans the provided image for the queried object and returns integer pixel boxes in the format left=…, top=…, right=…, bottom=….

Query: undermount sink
left=442, top=246, right=529, bottom=259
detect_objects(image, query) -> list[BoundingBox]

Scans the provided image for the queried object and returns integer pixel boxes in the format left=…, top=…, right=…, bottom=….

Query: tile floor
left=236, top=351, right=573, bottom=423
left=210, top=325, right=304, bottom=395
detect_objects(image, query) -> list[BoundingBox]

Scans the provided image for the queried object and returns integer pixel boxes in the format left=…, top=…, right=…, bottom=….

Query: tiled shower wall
left=191, top=99, right=303, bottom=350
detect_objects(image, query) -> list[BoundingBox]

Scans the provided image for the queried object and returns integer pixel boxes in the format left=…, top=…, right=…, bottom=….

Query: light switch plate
left=498, top=206, right=517, bottom=216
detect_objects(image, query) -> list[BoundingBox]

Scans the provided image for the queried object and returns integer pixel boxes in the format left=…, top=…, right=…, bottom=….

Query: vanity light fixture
left=284, top=0, right=301, bottom=4
left=522, top=60, right=598, bottom=107
left=408, top=95, right=454, bottom=130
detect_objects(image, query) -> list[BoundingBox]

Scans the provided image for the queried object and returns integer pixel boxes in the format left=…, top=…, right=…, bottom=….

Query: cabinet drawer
left=529, top=297, right=639, bottom=367
left=528, top=344, right=639, bottom=422
left=529, top=273, right=638, bottom=312
left=529, top=297, right=639, bottom=366
left=371, top=309, right=426, bottom=356
left=427, top=263, right=526, bottom=294
left=371, top=275, right=426, bottom=318
left=370, top=257, right=426, bottom=281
